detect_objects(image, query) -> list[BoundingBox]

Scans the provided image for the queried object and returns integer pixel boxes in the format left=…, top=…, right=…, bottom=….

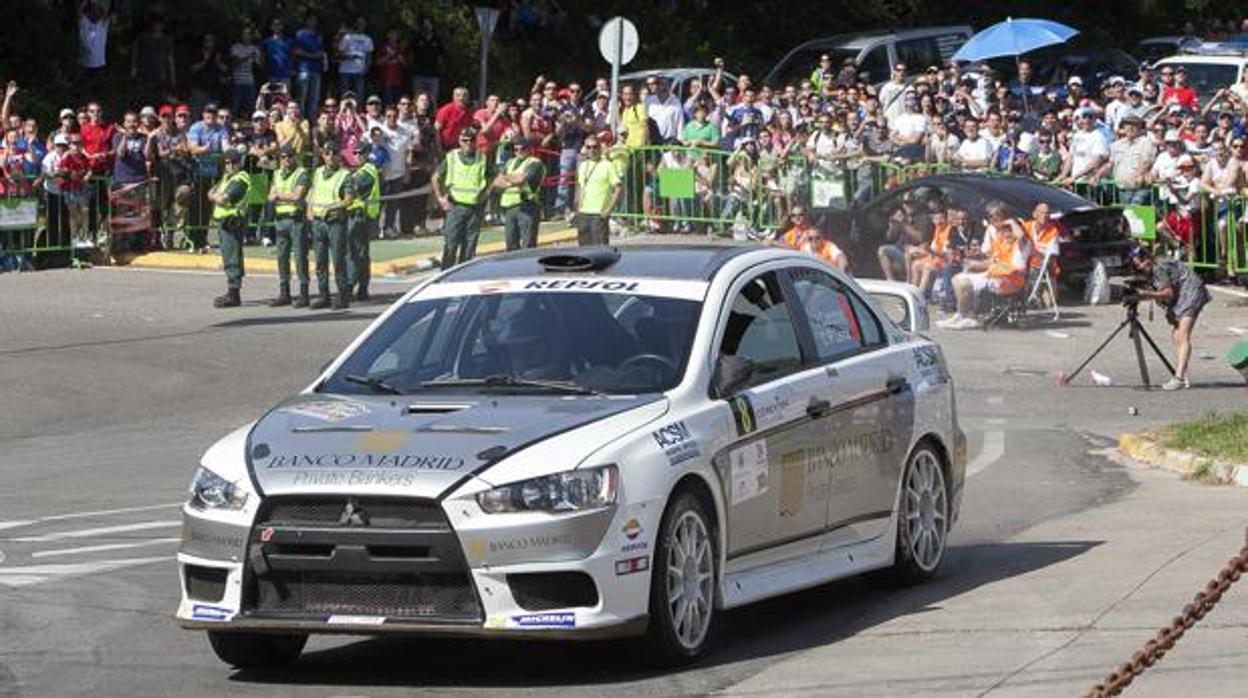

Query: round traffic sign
left=598, top=17, right=639, bottom=66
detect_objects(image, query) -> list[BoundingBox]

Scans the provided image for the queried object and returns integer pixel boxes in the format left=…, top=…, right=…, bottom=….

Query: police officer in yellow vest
left=574, top=135, right=621, bottom=246
left=267, top=145, right=311, bottom=307
left=343, top=140, right=382, bottom=301
left=207, top=149, right=252, bottom=307
left=305, top=141, right=352, bottom=310
left=491, top=136, right=546, bottom=250
left=432, top=126, right=490, bottom=268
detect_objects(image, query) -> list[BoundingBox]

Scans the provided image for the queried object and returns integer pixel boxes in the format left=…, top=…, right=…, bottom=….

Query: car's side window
left=790, top=269, right=885, bottom=362
left=719, top=271, right=803, bottom=386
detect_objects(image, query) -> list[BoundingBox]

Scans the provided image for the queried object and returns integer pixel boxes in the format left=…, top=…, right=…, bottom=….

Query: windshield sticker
left=280, top=399, right=370, bottom=423
left=729, top=440, right=770, bottom=506
left=652, top=420, right=700, bottom=466
left=415, top=277, right=709, bottom=301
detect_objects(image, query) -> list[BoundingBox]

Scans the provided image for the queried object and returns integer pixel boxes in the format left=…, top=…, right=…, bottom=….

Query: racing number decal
left=728, top=395, right=756, bottom=436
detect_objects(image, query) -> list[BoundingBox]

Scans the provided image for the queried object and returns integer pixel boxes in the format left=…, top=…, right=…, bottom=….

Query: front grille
left=244, top=496, right=481, bottom=623
left=185, top=564, right=228, bottom=602
left=508, top=571, right=599, bottom=611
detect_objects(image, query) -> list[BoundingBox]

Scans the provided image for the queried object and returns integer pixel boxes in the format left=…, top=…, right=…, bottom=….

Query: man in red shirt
left=1163, top=67, right=1199, bottom=111
left=79, top=101, right=116, bottom=236
left=435, top=86, right=473, bottom=150
left=472, top=94, right=509, bottom=161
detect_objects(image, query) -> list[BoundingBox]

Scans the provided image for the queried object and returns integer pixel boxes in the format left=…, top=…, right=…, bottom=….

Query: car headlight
left=188, top=466, right=248, bottom=510
left=476, top=464, right=618, bottom=514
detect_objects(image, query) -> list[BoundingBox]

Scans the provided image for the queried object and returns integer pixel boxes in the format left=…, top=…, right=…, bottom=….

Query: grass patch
left=1158, top=411, right=1248, bottom=464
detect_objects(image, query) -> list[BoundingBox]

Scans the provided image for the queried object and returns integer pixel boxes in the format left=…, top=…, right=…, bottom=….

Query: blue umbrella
left=952, top=17, right=1080, bottom=63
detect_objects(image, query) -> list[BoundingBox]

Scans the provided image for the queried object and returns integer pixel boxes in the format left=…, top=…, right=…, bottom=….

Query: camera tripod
left=1063, top=300, right=1175, bottom=389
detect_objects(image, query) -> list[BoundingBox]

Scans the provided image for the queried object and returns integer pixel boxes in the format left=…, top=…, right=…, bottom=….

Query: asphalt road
left=1, top=264, right=1246, bottom=697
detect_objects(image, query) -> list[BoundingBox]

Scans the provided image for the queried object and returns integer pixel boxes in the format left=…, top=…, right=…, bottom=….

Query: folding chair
left=1024, top=248, right=1060, bottom=321
left=980, top=285, right=1027, bottom=329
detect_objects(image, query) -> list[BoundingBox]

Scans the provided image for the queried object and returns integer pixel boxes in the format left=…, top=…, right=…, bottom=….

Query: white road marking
left=0, top=556, right=170, bottom=588
left=32, top=537, right=181, bottom=559
left=1208, top=285, right=1248, bottom=299
left=967, top=430, right=1006, bottom=478
left=11, top=520, right=180, bottom=544
left=1229, top=327, right=1246, bottom=336
left=1045, top=330, right=1070, bottom=339
left=0, top=502, right=181, bottom=533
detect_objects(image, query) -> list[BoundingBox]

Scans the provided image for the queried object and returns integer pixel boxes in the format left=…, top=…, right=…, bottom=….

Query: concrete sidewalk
left=119, top=225, right=578, bottom=277
left=718, top=457, right=1248, bottom=697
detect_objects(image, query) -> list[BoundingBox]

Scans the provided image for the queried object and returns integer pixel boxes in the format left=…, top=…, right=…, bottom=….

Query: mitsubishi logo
left=339, top=498, right=370, bottom=527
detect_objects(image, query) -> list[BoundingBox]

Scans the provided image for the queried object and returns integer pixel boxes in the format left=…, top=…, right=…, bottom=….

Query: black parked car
left=829, top=174, right=1131, bottom=288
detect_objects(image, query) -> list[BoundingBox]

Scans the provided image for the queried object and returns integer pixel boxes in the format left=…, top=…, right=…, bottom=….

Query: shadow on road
left=229, top=539, right=1100, bottom=690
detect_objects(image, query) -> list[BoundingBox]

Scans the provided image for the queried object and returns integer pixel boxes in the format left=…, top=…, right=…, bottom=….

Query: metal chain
left=1085, top=527, right=1248, bottom=697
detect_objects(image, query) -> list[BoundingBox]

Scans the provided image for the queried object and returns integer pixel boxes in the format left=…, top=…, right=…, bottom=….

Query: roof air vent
left=537, top=247, right=620, bottom=272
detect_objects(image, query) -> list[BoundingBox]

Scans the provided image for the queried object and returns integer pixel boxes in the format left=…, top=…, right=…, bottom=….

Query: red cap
left=174, top=104, right=192, bottom=115
left=159, top=104, right=175, bottom=116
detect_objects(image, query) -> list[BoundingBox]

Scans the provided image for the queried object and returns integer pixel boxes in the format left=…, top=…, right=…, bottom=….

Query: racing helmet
left=494, top=308, right=563, bottom=378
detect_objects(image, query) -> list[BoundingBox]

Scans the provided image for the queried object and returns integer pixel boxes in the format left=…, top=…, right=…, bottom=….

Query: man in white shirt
left=889, top=95, right=928, bottom=162
left=955, top=119, right=993, bottom=171
left=337, top=18, right=374, bottom=100
left=644, top=77, right=685, bottom=144
left=1103, top=77, right=1128, bottom=131
left=375, top=104, right=413, bottom=237
left=1151, top=131, right=1187, bottom=184
left=878, top=63, right=908, bottom=126
left=1063, top=108, right=1109, bottom=183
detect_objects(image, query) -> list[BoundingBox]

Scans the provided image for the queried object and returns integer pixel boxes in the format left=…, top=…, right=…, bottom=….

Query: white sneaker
left=949, top=317, right=981, bottom=330
left=262, top=237, right=273, bottom=247
left=1161, top=376, right=1190, bottom=391
left=936, top=314, right=963, bottom=328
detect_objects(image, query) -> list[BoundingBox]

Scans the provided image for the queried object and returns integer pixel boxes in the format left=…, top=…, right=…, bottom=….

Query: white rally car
left=177, top=245, right=965, bottom=668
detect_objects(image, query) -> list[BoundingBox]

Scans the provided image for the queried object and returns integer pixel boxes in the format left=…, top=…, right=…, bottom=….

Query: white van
left=765, top=26, right=973, bottom=88
left=1152, top=46, right=1248, bottom=104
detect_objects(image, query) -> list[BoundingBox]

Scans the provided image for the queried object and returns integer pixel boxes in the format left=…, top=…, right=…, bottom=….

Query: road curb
left=1118, top=431, right=1248, bottom=486
left=120, top=228, right=580, bottom=277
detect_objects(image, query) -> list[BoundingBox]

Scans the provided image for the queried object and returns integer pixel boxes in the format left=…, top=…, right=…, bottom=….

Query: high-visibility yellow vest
left=346, top=162, right=381, bottom=219
left=445, top=149, right=486, bottom=205
left=211, top=170, right=252, bottom=220
left=499, top=156, right=544, bottom=208
left=272, top=166, right=307, bottom=216
left=577, top=159, right=617, bottom=215
left=308, top=166, right=348, bottom=219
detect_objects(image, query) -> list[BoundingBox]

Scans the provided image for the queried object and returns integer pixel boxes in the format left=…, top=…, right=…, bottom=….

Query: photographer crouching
left=1126, top=245, right=1211, bottom=390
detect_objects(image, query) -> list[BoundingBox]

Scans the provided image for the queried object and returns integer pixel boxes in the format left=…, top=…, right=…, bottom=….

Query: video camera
left=1113, top=276, right=1149, bottom=308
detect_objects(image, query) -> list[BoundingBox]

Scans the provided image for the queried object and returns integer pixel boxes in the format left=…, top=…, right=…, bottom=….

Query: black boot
left=270, top=282, right=292, bottom=307
left=292, top=284, right=310, bottom=308
left=310, top=288, right=332, bottom=309
left=213, top=288, right=241, bottom=308
left=332, top=287, right=350, bottom=310
left=354, top=285, right=370, bottom=302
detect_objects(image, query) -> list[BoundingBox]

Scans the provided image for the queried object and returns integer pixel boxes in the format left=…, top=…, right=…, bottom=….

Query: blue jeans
left=339, top=72, right=365, bottom=99
left=1120, top=188, right=1153, bottom=206
left=555, top=148, right=579, bottom=213
left=230, top=83, right=256, bottom=118
left=295, top=70, right=322, bottom=120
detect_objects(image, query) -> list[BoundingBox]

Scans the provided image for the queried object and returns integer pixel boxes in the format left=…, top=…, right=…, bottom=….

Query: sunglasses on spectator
left=585, top=143, right=600, bottom=149
left=398, top=100, right=411, bottom=105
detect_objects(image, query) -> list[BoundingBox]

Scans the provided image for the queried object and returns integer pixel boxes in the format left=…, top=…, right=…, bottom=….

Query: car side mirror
left=711, top=354, right=756, bottom=399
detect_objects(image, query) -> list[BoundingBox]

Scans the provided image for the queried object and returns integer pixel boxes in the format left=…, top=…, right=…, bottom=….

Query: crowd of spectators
left=4, top=7, right=1248, bottom=277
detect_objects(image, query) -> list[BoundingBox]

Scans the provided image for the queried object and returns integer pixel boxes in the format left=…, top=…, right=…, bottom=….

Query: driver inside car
left=494, top=308, right=571, bottom=380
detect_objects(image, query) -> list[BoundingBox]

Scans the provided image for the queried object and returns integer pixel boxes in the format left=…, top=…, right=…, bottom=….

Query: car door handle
left=806, top=397, right=832, bottom=419
left=886, top=377, right=908, bottom=395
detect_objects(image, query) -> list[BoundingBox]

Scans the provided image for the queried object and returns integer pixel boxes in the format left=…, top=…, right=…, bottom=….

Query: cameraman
left=1127, top=245, right=1210, bottom=390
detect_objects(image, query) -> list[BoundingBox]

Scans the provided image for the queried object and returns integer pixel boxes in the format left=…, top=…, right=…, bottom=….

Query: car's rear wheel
left=892, top=444, right=949, bottom=584
left=646, top=492, right=716, bottom=666
left=207, top=631, right=307, bottom=669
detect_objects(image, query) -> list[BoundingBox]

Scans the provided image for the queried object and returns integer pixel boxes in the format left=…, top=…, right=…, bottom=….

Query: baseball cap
left=1164, top=129, right=1182, bottom=142
left=58, top=108, right=75, bottom=119
left=159, top=104, right=174, bottom=116
left=1121, top=115, right=1145, bottom=128
left=53, top=134, right=69, bottom=146
left=222, top=149, right=243, bottom=164
left=175, top=104, right=192, bottom=115
left=354, top=139, right=372, bottom=154
left=511, top=136, right=532, bottom=149
left=319, top=139, right=339, bottom=152
left=1126, top=83, right=1144, bottom=96
left=1176, top=154, right=1195, bottom=169
left=203, top=102, right=219, bottom=113
left=366, top=94, right=382, bottom=104
left=1075, top=106, right=1096, bottom=118
left=1167, top=104, right=1185, bottom=115
left=278, top=144, right=296, bottom=157
left=1127, top=243, right=1152, bottom=260
left=1068, top=75, right=1083, bottom=85
left=459, top=126, right=479, bottom=140
left=252, top=110, right=268, bottom=121
left=1107, top=75, right=1126, bottom=86
left=140, top=105, right=157, bottom=117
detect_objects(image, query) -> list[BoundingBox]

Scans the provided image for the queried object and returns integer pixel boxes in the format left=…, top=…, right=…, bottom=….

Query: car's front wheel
left=647, top=491, right=716, bottom=666
left=207, top=631, right=307, bottom=669
left=892, top=443, right=949, bottom=584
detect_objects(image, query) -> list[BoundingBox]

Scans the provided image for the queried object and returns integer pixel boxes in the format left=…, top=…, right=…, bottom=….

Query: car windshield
left=321, top=291, right=701, bottom=396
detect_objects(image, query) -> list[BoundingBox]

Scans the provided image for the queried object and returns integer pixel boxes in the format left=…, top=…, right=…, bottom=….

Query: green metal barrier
left=0, top=174, right=76, bottom=267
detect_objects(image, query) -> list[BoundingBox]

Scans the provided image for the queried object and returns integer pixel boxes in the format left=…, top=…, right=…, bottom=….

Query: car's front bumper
left=175, top=494, right=661, bottom=639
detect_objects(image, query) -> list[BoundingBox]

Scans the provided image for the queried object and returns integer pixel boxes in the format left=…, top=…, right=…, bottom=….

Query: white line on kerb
left=11, top=520, right=181, bottom=544
left=968, top=430, right=1006, bottom=478
left=0, top=502, right=181, bottom=533
left=32, top=537, right=181, bottom=559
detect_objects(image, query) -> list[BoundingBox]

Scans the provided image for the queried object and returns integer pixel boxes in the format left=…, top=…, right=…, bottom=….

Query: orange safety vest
left=917, top=223, right=952, bottom=270
left=986, top=233, right=1028, bottom=294
left=780, top=225, right=818, bottom=249
left=1024, top=220, right=1061, bottom=274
